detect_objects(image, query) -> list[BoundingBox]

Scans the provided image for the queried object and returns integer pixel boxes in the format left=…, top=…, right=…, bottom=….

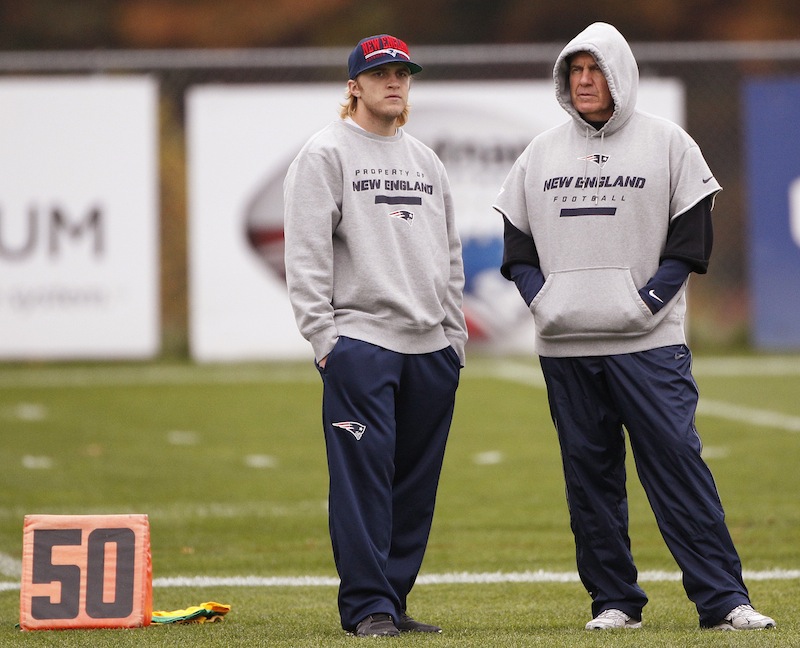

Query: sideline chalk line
left=3, top=357, right=800, bottom=432
left=2, top=355, right=800, bottom=390
left=2, top=565, right=799, bottom=593
left=480, top=359, right=800, bottom=433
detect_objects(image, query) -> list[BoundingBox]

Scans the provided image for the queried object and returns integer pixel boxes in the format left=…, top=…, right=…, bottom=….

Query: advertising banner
left=743, top=78, right=800, bottom=349
left=187, top=79, right=683, bottom=362
left=0, top=77, right=159, bottom=360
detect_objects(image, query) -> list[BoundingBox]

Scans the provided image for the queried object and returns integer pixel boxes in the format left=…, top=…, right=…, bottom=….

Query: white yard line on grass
left=0, top=364, right=320, bottom=389
left=473, top=360, right=546, bottom=387
left=2, top=569, right=799, bottom=593
left=476, top=359, right=800, bottom=433
left=150, top=568, right=800, bottom=587
left=0, top=552, right=21, bottom=578
left=2, top=359, right=799, bottom=433
left=692, top=356, right=800, bottom=377
left=698, top=399, right=800, bottom=433
left=1, top=355, right=798, bottom=390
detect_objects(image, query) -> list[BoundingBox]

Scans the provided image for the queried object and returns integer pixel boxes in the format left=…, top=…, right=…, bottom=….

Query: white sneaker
left=712, top=604, right=776, bottom=631
left=585, top=609, right=642, bottom=630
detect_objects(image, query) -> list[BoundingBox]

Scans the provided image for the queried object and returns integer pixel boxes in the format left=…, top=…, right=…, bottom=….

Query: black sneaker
left=354, top=613, right=400, bottom=637
left=396, top=611, right=442, bottom=633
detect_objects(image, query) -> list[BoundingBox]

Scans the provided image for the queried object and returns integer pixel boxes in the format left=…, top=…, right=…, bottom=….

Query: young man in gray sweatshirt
left=284, top=34, right=467, bottom=638
left=495, top=22, right=775, bottom=632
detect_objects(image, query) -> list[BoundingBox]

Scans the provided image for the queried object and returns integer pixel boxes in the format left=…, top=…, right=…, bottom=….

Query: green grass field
left=1, top=355, right=798, bottom=646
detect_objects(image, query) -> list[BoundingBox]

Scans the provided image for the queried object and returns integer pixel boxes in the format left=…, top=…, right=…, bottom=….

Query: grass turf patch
left=0, top=357, right=798, bottom=645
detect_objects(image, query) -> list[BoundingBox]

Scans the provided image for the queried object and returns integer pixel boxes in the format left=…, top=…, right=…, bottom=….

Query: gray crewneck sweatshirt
left=494, top=22, right=721, bottom=357
left=284, top=119, right=467, bottom=364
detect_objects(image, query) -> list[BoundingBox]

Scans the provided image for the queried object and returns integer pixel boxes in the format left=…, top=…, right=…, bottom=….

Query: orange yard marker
left=20, top=514, right=152, bottom=630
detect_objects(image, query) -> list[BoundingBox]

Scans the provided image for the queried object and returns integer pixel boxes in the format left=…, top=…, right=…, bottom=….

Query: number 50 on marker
left=20, top=514, right=152, bottom=631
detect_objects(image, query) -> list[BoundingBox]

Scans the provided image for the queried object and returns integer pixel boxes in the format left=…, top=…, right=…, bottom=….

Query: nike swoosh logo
left=702, top=176, right=713, bottom=183
left=648, top=289, right=664, bottom=303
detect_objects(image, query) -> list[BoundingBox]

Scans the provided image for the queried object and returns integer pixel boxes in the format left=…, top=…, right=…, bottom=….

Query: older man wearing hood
left=494, top=22, right=775, bottom=632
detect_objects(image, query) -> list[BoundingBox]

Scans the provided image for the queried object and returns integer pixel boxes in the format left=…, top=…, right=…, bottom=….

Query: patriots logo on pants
left=332, top=421, right=367, bottom=440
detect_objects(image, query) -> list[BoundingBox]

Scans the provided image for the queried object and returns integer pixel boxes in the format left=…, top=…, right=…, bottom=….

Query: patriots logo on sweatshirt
left=332, top=421, right=367, bottom=440
left=388, top=209, right=414, bottom=225
left=578, top=153, right=610, bottom=168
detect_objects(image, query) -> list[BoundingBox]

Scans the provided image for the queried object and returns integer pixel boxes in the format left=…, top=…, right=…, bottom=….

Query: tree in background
left=0, top=0, right=798, bottom=49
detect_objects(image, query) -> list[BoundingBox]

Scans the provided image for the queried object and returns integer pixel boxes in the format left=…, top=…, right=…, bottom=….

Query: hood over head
left=554, top=22, right=639, bottom=134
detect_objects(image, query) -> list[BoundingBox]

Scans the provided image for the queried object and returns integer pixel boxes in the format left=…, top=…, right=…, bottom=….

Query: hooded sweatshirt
left=284, top=119, right=467, bottom=364
left=493, top=22, right=721, bottom=357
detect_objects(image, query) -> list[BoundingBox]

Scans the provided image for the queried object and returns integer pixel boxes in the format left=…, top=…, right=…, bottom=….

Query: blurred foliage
left=0, top=0, right=799, bottom=50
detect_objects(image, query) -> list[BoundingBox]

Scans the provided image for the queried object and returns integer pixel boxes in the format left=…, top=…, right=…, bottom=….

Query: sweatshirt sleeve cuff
left=309, top=326, right=339, bottom=364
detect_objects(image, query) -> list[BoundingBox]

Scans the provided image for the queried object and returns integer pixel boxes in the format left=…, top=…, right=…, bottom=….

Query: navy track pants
left=539, top=345, right=750, bottom=627
left=318, top=336, right=461, bottom=631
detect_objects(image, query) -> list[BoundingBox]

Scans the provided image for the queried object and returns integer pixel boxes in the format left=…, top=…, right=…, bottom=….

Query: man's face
left=349, top=63, right=411, bottom=127
left=569, top=52, right=614, bottom=122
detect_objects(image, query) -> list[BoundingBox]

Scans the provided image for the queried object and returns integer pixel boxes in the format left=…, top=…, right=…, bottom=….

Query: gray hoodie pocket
left=531, top=267, right=654, bottom=339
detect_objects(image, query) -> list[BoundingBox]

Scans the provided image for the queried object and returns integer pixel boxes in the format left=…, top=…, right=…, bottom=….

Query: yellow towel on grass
left=151, top=601, right=231, bottom=624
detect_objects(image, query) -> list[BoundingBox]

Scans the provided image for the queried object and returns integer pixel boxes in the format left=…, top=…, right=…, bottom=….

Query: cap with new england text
left=348, top=34, right=423, bottom=80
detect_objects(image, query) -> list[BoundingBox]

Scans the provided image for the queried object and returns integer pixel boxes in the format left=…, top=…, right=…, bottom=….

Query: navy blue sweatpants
left=318, top=336, right=461, bottom=631
left=539, top=345, right=750, bottom=627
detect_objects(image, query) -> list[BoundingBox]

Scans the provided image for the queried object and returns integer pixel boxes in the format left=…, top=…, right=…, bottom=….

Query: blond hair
left=338, top=83, right=410, bottom=127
